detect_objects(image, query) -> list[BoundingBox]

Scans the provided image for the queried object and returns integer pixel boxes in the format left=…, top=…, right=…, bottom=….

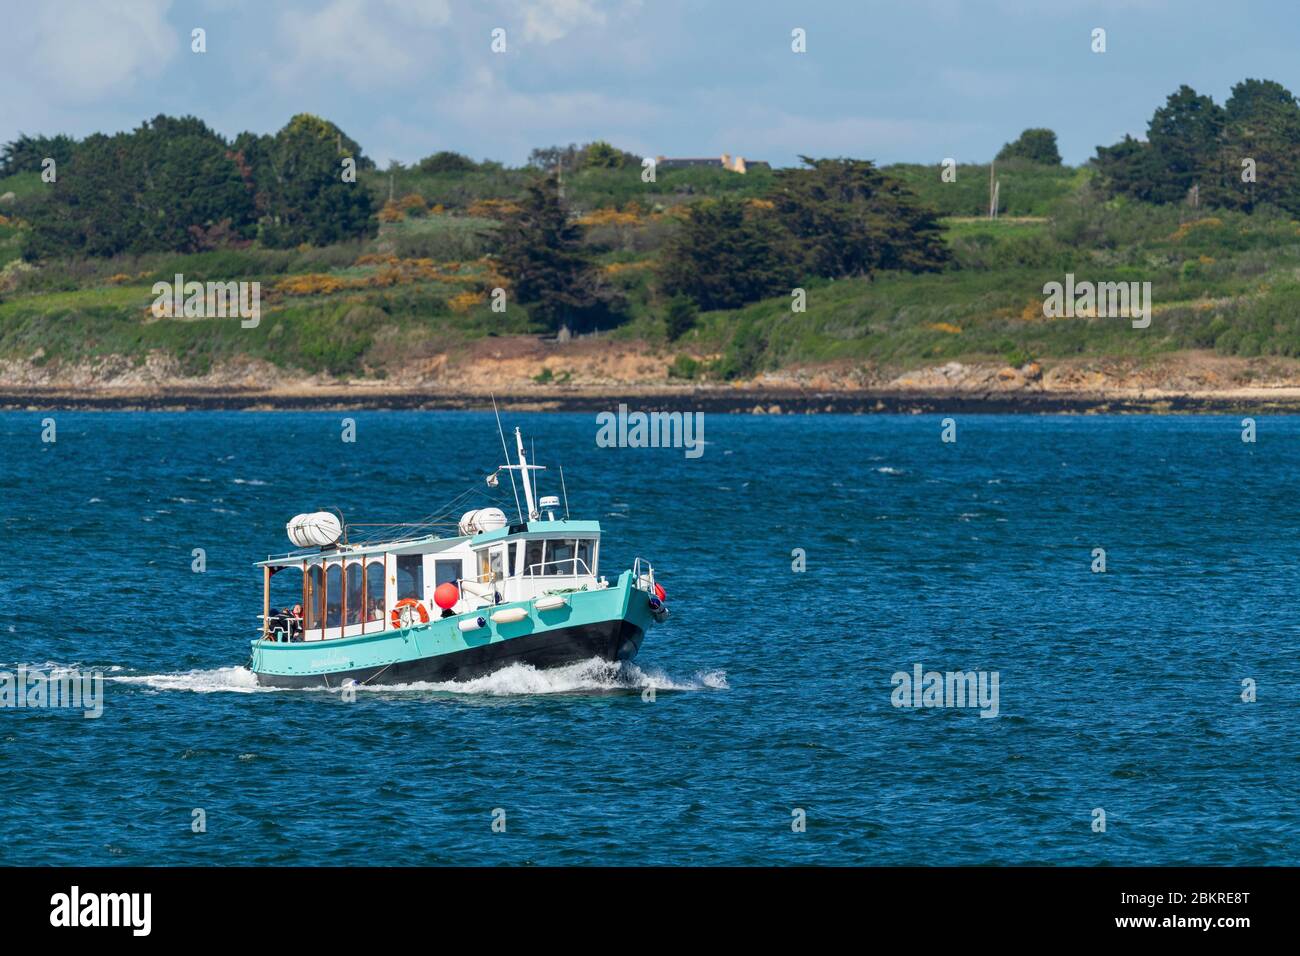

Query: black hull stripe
left=255, top=619, right=645, bottom=688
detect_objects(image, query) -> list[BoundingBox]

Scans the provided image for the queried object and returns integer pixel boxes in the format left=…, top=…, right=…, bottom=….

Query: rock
left=0, top=192, right=14, bottom=205
left=1021, top=361, right=1043, bottom=381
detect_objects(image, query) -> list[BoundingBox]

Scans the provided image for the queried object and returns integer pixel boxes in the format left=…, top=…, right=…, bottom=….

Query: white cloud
left=519, top=0, right=606, bottom=44
left=436, top=66, right=665, bottom=155
left=4, top=0, right=176, bottom=102
left=271, top=0, right=451, bottom=89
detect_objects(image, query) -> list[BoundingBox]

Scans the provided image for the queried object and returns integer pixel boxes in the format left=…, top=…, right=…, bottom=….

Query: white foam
left=376, top=658, right=725, bottom=696
left=111, top=666, right=266, bottom=694
left=108, top=659, right=727, bottom=697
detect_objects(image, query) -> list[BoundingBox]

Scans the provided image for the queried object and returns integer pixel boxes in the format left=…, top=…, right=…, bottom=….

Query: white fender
left=491, top=607, right=528, bottom=624
left=533, top=594, right=568, bottom=612
left=458, top=616, right=487, bottom=632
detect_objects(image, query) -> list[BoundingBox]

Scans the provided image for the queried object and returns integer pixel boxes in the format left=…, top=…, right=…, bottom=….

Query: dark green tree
left=0, top=133, right=78, bottom=176
left=257, top=114, right=377, bottom=247
left=132, top=116, right=256, bottom=250
left=23, top=116, right=256, bottom=258
left=417, top=151, right=478, bottom=175
left=664, top=294, right=698, bottom=340
left=1203, top=79, right=1300, bottom=213
left=495, top=175, right=623, bottom=333
left=660, top=197, right=798, bottom=310
left=769, top=157, right=951, bottom=279
left=1146, top=84, right=1225, bottom=203
left=996, top=128, right=1062, bottom=165
left=1092, top=134, right=1166, bottom=202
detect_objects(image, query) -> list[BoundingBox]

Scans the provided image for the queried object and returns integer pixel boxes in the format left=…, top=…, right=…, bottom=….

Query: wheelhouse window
left=346, top=563, right=363, bottom=626
left=435, top=559, right=462, bottom=589
left=548, top=539, right=576, bottom=575
left=489, top=549, right=504, bottom=581
left=365, top=560, right=385, bottom=623
left=325, top=564, right=343, bottom=628
left=396, top=554, right=423, bottom=601
left=525, top=539, right=545, bottom=576
left=306, top=565, right=324, bottom=630
left=576, top=539, right=594, bottom=575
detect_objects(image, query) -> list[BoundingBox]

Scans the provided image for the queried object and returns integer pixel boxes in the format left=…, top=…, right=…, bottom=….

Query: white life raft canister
left=286, top=512, right=343, bottom=548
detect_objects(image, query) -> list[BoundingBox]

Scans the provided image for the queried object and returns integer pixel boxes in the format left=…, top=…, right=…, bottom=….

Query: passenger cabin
left=256, top=518, right=604, bottom=643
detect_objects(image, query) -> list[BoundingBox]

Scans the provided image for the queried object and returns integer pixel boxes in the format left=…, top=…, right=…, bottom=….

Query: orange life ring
left=391, top=598, right=430, bottom=630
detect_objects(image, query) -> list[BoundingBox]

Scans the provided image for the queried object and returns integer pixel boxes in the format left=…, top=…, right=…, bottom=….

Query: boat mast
left=515, top=427, right=539, bottom=521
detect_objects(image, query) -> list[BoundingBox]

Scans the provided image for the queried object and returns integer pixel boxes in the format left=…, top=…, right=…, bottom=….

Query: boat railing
left=632, top=556, right=656, bottom=594
left=523, top=558, right=595, bottom=579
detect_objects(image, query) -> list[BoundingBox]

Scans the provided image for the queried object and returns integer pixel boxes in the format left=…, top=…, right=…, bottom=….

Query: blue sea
left=1, top=411, right=1296, bottom=866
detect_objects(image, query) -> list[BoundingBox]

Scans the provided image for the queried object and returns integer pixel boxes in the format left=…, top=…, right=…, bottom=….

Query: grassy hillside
left=4, top=158, right=1300, bottom=385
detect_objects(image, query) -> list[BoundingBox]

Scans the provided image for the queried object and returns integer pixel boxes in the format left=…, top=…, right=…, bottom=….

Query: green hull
left=251, top=571, right=657, bottom=687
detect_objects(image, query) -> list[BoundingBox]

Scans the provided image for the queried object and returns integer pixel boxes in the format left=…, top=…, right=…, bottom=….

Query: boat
left=248, top=421, right=668, bottom=688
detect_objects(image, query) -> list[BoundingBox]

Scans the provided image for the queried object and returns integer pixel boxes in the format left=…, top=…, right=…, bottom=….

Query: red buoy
left=434, top=582, right=460, bottom=610
left=654, top=582, right=666, bottom=602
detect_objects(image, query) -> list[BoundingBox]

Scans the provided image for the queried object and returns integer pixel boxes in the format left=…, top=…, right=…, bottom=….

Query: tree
left=0, top=133, right=77, bottom=176
left=996, top=128, right=1062, bottom=166
left=1203, top=79, right=1300, bottom=213
left=660, top=197, right=798, bottom=310
left=417, top=151, right=478, bottom=175
left=769, top=157, right=951, bottom=279
left=23, top=116, right=256, bottom=258
left=583, top=141, right=623, bottom=169
left=1092, top=134, right=1166, bottom=202
left=1093, top=85, right=1227, bottom=206
left=133, top=116, right=256, bottom=251
left=664, top=295, right=698, bottom=340
left=1146, top=85, right=1224, bottom=203
left=495, top=175, right=622, bottom=334
left=257, top=114, right=377, bottom=247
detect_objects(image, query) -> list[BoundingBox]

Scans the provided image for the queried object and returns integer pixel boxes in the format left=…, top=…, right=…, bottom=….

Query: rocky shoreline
left=6, top=349, right=1300, bottom=413
left=6, top=383, right=1300, bottom=414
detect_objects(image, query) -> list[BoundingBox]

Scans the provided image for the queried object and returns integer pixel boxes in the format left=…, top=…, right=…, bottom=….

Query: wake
left=108, top=658, right=728, bottom=697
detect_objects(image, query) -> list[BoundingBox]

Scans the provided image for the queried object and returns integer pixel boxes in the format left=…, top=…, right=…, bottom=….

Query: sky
left=2, top=0, right=1300, bottom=169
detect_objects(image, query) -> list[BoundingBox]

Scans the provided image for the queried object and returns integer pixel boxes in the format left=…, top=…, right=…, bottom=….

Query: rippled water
left=0, top=411, right=1296, bottom=865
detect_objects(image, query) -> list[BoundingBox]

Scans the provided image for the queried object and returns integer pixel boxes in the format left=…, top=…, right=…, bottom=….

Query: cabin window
left=366, top=560, right=385, bottom=623
left=548, top=539, right=576, bottom=575
left=325, top=564, right=343, bottom=628
left=435, top=559, right=462, bottom=589
left=396, top=554, right=423, bottom=601
left=345, top=563, right=363, bottom=626
left=489, top=548, right=504, bottom=581
left=269, top=566, right=303, bottom=613
left=576, top=539, right=593, bottom=575
left=511, top=541, right=522, bottom=576
left=306, top=565, right=324, bottom=630
left=525, top=539, right=545, bottom=576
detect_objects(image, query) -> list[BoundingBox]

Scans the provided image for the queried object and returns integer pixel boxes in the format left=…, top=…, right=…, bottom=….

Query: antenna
left=492, top=395, right=522, bottom=522
left=559, top=464, right=570, bottom=519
